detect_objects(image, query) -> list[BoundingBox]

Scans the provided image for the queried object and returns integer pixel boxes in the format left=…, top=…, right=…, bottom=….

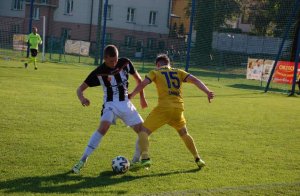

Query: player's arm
left=38, top=35, right=42, bottom=45
left=77, top=82, right=90, bottom=106
left=77, top=67, right=100, bottom=107
left=185, top=74, right=214, bottom=103
left=129, top=77, right=151, bottom=100
left=132, top=71, right=148, bottom=108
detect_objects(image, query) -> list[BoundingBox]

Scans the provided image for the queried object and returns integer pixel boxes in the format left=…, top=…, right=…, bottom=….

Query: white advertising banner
left=246, top=58, right=274, bottom=81
left=13, top=34, right=27, bottom=51
left=65, top=40, right=90, bottom=56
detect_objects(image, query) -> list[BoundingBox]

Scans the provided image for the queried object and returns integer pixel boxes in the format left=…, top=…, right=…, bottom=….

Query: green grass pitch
left=0, top=59, right=299, bottom=195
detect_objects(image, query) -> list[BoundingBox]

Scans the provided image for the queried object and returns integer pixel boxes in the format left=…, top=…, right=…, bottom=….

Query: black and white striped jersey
left=84, top=58, right=136, bottom=102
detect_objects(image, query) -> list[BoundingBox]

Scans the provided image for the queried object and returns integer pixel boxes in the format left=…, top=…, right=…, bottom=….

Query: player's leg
left=24, top=50, right=32, bottom=68
left=118, top=100, right=144, bottom=163
left=131, top=124, right=152, bottom=168
left=82, top=121, right=111, bottom=161
left=72, top=105, right=115, bottom=174
left=170, top=110, right=205, bottom=169
left=177, top=127, right=205, bottom=169
left=131, top=137, right=141, bottom=163
left=133, top=106, right=167, bottom=168
left=31, top=49, right=38, bottom=70
left=72, top=121, right=111, bottom=174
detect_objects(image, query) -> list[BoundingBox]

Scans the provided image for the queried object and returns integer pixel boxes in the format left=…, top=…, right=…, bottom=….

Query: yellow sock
left=181, top=134, right=199, bottom=158
left=30, top=57, right=35, bottom=63
left=138, top=131, right=149, bottom=160
left=33, top=57, right=37, bottom=68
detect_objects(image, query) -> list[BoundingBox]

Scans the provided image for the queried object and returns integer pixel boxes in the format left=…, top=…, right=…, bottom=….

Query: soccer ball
left=112, top=156, right=130, bottom=174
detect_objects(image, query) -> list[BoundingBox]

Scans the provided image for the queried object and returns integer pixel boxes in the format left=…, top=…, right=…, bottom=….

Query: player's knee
left=178, top=127, right=188, bottom=137
left=97, top=121, right=111, bottom=135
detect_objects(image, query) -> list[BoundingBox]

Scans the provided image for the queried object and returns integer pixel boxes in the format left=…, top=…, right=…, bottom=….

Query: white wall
left=105, top=0, right=170, bottom=34
left=212, top=32, right=291, bottom=55
left=53, top=0, right=170, bottom=34
left=0, top=0, right=25, bottom=18
left=53, top=0, right=94, bottom=24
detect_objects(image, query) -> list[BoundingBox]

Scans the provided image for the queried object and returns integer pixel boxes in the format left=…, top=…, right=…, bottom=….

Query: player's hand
left=207, top=91, right=214, bottom=103
left=80, top=97, right=90, bottom=106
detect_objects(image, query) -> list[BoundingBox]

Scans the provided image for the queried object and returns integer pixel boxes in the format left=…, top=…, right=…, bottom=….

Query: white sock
left=132, top=137, right=141, bottom=162
left=80, top=131, right=103, bottom=161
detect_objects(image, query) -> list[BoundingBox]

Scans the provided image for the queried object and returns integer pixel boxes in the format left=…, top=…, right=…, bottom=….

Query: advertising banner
left=246, top=58, right=300, bottom=84
left=13, top=34, right=27, bottom=51
left=246, top=58, right=274, bottom=81
left=65, top=40, right=90, bottom=56
left=273, top=61, right=300, bottom=84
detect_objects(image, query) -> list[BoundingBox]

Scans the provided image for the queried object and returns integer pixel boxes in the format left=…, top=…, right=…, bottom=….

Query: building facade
left=0, top=0, right=180, bottom=57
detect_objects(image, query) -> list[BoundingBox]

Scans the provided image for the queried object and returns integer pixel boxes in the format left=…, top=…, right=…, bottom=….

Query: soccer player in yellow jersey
left=129, top=54, right=214, bottom=169
left=24, top=27, right=42, bottom=70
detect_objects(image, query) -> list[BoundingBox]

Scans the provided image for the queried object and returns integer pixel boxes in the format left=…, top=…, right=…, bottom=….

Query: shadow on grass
left=0, top=168, right=200, bottom=195
left=0, top=65, right=24, bottom=69
left=228, top=83, right=289, bottom=94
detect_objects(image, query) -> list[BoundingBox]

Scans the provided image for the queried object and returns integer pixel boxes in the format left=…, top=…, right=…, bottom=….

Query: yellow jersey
left=26, top=33, right=42, bottom=50
left=146, top=65, right=190, bottom=109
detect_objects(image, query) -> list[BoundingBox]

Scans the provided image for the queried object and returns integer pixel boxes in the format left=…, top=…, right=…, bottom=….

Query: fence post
left=26, top=0, right=34, bottom=58
left=42, top=15, right=46, bottom=62
left=185, top=0, right=196, bottom=71
left=100, top=0, right=108, bottom=65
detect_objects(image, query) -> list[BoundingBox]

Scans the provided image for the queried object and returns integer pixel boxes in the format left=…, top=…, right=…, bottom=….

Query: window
left=149, top=11, right=157, bottom=25
left=64, top=0, right=73, bottom=15
left=136, top=40, right=143, bottom=53
left=147, top=38, right=156, bottom=49
left=12, top=0, right=24, bottom=10
left=107, top=5, right=112, bottom=20
left=127, top=8, right=135, bottom=23
left=33, top=7, right=40, bottom=20
left=124, top=36, right=134, bottom=47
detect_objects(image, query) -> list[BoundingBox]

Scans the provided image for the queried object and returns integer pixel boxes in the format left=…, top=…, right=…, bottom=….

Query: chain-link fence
left=0, top=0, right=299, bottom=92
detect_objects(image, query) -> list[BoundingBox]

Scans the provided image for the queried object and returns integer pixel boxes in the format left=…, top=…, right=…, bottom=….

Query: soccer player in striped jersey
left=72, top=45, right=147, bottom=174
left=129, top=54, right=214, bottom=169
left=24, top=27, right=42, bottom=70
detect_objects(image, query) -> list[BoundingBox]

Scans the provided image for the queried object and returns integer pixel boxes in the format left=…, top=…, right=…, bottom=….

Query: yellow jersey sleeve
left=146, top=70, right=156, bottom=82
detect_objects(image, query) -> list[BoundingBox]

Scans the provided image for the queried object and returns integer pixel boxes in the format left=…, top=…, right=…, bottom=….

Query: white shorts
left=100, top=100, right=143, bottom=127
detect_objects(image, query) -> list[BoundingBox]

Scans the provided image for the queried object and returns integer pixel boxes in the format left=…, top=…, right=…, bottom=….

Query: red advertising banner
left=273, top=61, right=300, bottom=84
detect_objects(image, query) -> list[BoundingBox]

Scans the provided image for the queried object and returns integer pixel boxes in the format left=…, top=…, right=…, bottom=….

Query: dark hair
left=104, top=45, right=118, bottom=57
left=155, top=54, right=170, bottom=66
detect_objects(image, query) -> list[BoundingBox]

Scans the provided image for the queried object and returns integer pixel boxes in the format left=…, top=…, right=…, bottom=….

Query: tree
left=241, top=0, right=298, bottom=36
left=186, top=0, right=240, bottom=65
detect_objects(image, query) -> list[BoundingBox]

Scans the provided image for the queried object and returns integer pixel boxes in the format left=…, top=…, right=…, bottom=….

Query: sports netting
left=0, top=0, right=299, bottom=92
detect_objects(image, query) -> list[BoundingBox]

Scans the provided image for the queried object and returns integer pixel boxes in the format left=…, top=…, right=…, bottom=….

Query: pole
left=94, top=0, right=103, bottom=65
left=89, top=0, right=94, bottom=41
left=100, top=0, right=108, bottom=65
left=42, top=16, right=46, bottom=62
left=265, top=0, right=300, bottom=92
left=185, top=0, right=196, bottom=71
left=26, top=0, right=35, bottom=58
left=290, top=27, right=300, bottom=95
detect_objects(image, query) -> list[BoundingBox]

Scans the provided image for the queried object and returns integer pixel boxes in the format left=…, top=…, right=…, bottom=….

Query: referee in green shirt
left=25, top=27, right=42, bottom=70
